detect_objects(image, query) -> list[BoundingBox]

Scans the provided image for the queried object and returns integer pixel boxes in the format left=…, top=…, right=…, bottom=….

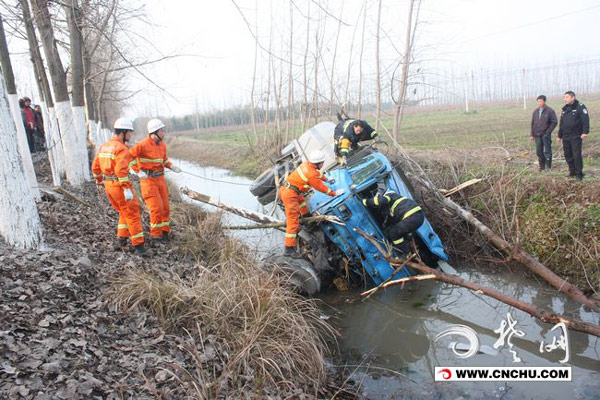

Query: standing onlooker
left=19, top=96, right=37, bottom=153
left=530, top=95, right=558, bottom=171
left=558, top=91, right=590, bottom=181
left=33, top=104, right=46, bottom=151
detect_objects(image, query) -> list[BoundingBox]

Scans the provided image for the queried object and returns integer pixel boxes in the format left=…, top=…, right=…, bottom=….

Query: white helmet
left=114, top=117, right=134, bottom=131
left=308, top=150, right=326, bottom=164
left=147, top=118, right=166, bottom=134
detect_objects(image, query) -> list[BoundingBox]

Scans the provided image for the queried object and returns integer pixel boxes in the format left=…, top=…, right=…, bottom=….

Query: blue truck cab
left=251, top=122, right=452, bottom=292
left=310, top=147, right=449, bottom=285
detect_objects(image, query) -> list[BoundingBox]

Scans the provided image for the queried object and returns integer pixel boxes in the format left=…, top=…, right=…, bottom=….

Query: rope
left=179, top=169, right=253, bottom=187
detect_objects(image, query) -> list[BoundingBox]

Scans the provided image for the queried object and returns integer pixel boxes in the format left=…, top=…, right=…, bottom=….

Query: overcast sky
left=11, top=0, right=600, bottom=118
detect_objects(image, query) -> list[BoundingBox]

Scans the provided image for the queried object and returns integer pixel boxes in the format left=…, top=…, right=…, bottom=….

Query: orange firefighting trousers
left=104, top=181, right=144, bottom=246
left=279, top=186, right=310, bottom=247
left=140, top=175, right=171, bottom=237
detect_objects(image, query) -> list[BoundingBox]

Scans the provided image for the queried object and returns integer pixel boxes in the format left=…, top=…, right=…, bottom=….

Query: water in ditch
left=167, top=158, right=600, bottom=400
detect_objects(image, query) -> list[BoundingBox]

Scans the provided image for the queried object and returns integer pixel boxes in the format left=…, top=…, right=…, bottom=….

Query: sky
left=10, top=0, right=600, bottom=119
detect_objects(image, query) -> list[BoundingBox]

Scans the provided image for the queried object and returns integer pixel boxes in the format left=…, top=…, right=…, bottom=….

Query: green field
left=169, top=99, right=600, bottom=176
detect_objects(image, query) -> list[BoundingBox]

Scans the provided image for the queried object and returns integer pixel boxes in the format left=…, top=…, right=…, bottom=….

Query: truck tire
left=250, top=167, right=276, bottom=197
left=257, top=189, right=277, bottom=205
left=263, top=254, right=321, bottom=296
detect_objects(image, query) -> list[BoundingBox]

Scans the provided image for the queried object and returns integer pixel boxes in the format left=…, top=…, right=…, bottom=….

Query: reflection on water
left=168, top=158, right=600, bottom=400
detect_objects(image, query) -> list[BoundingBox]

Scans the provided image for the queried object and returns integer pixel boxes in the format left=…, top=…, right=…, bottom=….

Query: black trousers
left=384, top=211, right=425, bottom=254
left=534, top=133, right=552, bottom=168
left=25, top=128, right=36, bottom=153
left=562, top=136, right=583, bottom=178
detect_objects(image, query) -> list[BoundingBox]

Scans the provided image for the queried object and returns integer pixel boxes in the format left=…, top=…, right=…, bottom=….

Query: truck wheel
left=250, top=167, right=276, bottom=197
left=263, top=254, right=321, bottom=296
left=257, top=189, right=277, bottom=205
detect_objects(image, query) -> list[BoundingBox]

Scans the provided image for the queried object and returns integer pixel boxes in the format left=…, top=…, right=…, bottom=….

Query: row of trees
left=169, top=1, right=599, bottom=143
left=0, top=0, right=153, bottom=249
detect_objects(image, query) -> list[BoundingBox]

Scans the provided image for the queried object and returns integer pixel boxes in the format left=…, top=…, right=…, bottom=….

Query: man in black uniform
left=334, top=118, right=378, bottom=165
left=558, top=91, right=590, bottom=181
left=362, top=190, right=424, bottom=255
left=530, top=95, right=558, bottom=172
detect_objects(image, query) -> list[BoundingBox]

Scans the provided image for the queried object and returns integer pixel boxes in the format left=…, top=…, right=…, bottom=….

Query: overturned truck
left=249, top=122, right=454, bottom=295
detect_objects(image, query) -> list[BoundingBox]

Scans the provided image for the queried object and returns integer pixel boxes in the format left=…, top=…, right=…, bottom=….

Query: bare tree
left=0, top=72, right=43, bottom=249
left=32, top=0, right=89, bottom=186
left=65, top=0, right=91, bottom=180
left=0, top=14, right=39, bottom=199
left=357, top=0, right=367, bottom=118
left=375, top=0, right=382, bottom=131
left=392, top=0, right=419, bottom=141
left=19, top=0, right=63, bottom=184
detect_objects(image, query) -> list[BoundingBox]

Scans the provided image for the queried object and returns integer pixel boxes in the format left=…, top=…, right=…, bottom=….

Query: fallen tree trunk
left=406, top=171, right=600, bottom=313
left=355, top=228, right=600, bottom=338
left=181, top=186, right=280, bottom=225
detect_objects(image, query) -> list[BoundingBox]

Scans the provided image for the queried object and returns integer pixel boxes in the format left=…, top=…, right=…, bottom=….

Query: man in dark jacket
left=530, top=95, right=558, bottom=171
left=558, top=91, right=590, bottom=181
left=334, top=118, right=378, bottom=165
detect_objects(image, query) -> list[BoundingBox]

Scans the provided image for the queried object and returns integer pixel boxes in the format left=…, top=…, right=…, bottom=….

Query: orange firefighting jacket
left=91, top=136, right=134, bottom=188
left=129, top=136, right=173, bottom=172
left=286, top=161, right=335, bottom=196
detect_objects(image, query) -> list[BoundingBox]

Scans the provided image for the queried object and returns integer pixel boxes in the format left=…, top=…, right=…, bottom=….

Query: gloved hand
left=123, top=188, right=134, bottom=201
left=95, top=181, right=104, bottom=188
left=373, top=136, right=384, bottom=144
left=341, top=156, right=348, bottom=166
left=137, top=170, right=148, bottom=179
left=334, top=189, right=345, bottom=196
left=170, top=165, right=182, bottom=173
left=328, top=177, right=336, bottom=184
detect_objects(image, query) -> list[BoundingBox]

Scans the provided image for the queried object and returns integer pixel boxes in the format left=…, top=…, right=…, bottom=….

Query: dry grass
left=107, top=202, right=335, bottom=397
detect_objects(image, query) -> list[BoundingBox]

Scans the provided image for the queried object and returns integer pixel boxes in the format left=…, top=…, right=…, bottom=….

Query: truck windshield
left=350, top=157, right=384, bottom=185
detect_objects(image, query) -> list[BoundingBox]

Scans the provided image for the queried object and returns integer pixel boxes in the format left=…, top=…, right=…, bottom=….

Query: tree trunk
left=392, top=0, right=416, bottom=141
left=375, top=0, right=382, bottom=131
left=285, top=1, right=293, bottom=143
left=33, top=0, right=88, bottom=186
left=19, top=0, right=63, bottom=184
left=357, top=1, right=367, bottom=118
left=354, top=229, right=600, bottom=338
left=65, top=0, right=90, bottom=180
left=0, top=15, right=40, bottom=199
left=0, top=73, right=43, bottom=249
left=329, top=1, right=344, bottom=118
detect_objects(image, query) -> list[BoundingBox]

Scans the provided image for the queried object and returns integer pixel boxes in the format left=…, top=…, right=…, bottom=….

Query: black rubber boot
left=114, top=237, right=128, bottom=251
left=546, top=160, right=552, bottom=171
left=162, top=232, right=172, bottom=242
left=283, top=246, right=303, bottom=259
left=133, top=243, right=149, bottom=256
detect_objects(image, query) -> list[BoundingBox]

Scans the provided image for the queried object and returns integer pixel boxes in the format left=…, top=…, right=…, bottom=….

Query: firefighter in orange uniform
left=92, top=118, right=147, bottom=255
left=279, top=150, right=344, bottom=258
left=129, top=119, right=181, bottom=241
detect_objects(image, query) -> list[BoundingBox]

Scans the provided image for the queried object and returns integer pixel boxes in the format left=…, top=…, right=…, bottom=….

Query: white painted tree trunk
left=7, top=94, right=40, bottom=199
left=54, top=101, right=88, bottom=186
left=0, top=77, right=43, bottom=249
left=47, top=106, right=66, bottom=177
left=94, top=120, right=102, bottom=147
left=72, top=105, right=90, bottom=180
left=103, top=128, right=110, bottom=143
left=39, top=101, right=60, bottom=186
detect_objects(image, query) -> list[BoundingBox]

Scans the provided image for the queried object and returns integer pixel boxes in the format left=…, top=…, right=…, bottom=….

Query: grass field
left=169, top=98, right=600, bottom=176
